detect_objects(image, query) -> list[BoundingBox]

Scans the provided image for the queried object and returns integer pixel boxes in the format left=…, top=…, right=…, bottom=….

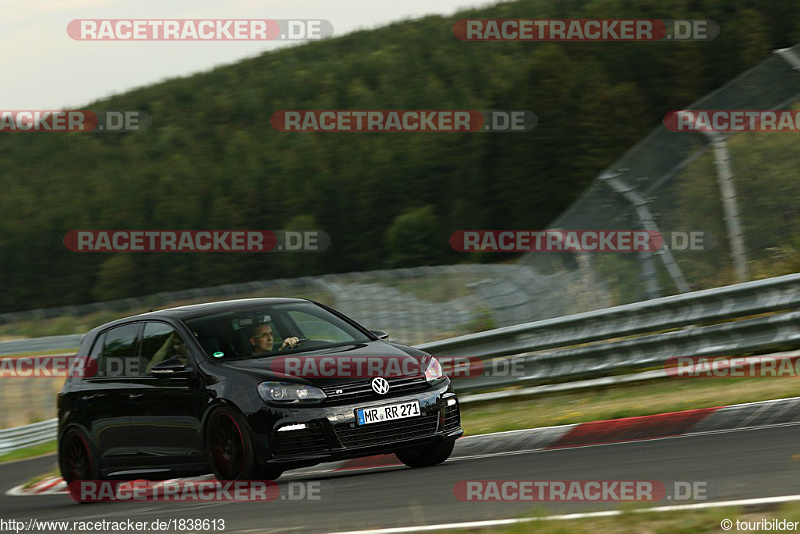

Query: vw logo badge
left=371, top=377, right=390, bottom=395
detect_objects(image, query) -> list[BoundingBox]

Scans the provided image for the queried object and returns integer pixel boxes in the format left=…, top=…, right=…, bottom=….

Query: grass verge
left=453, top=502, right=800, bottom=533
left=460, top=374, right=800, bottom=435
left=0, top=440, right=57, bottom=464
left=1, top=349, right=77, bottom=358
left=21, top=466, right=60, bottom=489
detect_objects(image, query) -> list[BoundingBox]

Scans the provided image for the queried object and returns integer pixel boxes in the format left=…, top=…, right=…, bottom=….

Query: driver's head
left=250, top=324, right=275, bottom=354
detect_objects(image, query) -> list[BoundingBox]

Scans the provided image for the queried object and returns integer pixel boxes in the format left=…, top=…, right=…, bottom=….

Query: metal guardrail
left=0, top=419, right=57, bottom=454
left=1, top=273, right=799, bottom=453
left=0, top=335, right=82, bottom=356
left=419, top=273, right=800, bottom=393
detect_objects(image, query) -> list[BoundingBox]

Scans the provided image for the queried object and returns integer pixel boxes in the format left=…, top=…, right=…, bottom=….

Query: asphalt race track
left=2, top=425, right=800, bottom=533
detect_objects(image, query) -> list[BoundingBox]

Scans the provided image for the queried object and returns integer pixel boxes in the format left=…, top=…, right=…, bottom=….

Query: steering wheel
left=283, top=338, right=308, bottom=349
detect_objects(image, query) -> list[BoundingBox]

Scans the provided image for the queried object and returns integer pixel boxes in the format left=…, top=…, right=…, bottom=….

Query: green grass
left=0, top=440, right=57, bottom=464
left=451, top=502, right=800, bottom=533
left=21, top=466, right=60, bottom=489
left=1, top=349, right=77, bottom=358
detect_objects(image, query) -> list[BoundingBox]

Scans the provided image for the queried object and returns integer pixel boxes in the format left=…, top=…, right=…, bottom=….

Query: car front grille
left=321, top=375, right=429, bottom=404
left=333, top=413, right=439, bottom=448
left=443, top=403, right=461, bottom=432
left=272, top=421, right=330, bottom=456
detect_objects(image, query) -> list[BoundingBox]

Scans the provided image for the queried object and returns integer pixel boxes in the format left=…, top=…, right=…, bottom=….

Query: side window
left=100, top=324, right=141, bottom=378
left=68, top=333, right=104, bottom=383
left=90, top=334, right=105, bottom=359
left=287, top=311, right=356, bottom=343
left=141, top=322, right=189, bottom=375
left=87, top=333, right=104, bottom=378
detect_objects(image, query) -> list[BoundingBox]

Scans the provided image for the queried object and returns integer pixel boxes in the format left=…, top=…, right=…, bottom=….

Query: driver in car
left=250, top=323, right=299, bottom=356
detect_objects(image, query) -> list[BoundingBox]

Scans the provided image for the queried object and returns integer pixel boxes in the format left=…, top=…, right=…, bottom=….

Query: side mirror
left=150, top=358, right=192, bottom=377
left=371, top=330, right=389, bottom=340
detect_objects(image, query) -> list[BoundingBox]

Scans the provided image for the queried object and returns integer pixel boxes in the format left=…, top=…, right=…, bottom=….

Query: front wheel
left=205, top=408, right=262, bottom=481
left=395, top=438, right=455, bottom=468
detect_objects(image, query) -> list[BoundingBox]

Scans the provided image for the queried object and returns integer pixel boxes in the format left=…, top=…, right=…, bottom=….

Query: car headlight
left=258, top=381, right=326, bottom=404
left=424, top=357, right=445, bottom=384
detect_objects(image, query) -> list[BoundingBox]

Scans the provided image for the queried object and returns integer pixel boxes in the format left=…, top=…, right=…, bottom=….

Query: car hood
left=218, top=340, right=429, bottom=388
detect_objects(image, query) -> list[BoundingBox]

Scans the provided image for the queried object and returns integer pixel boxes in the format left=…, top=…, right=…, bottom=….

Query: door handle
left=128, top=393, right=144, bottom=400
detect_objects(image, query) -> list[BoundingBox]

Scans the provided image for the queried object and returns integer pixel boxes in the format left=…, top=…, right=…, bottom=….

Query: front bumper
left=248, top=382, right=462, bottom=467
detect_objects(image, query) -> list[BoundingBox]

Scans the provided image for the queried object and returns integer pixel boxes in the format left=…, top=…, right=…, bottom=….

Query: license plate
left=356, top=401, right=420, bottom=425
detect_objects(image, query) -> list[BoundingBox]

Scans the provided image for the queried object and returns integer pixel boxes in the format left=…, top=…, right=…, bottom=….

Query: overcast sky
left=0, top=0, right=499, bottom=110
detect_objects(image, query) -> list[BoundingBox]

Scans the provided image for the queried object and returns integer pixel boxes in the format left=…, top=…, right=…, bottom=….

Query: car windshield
left=184, top=301, right=372, bottom=361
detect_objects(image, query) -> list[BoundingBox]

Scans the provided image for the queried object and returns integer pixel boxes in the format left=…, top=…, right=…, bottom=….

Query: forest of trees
left=0, top=0, right=798, bottom=311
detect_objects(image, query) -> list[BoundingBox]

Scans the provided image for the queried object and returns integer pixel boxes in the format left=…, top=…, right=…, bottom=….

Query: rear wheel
left=59, top=427, right=101, bottom=504
left=59, top=427, right=99, bottom=483
left=395, top=438, right=455, bottom=468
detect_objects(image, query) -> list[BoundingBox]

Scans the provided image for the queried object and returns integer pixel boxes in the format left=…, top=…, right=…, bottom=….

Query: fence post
left=677, top=111, right=750, bottom=283
left=600, top=171, right=690, bottom=297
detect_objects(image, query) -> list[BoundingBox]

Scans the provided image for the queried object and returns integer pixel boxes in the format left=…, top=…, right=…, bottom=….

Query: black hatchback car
left=58, top=298, right=462, bottom=483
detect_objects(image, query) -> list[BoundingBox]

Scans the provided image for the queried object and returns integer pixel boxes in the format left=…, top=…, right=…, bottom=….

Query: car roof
left=141, top=297, right=310, bottom=318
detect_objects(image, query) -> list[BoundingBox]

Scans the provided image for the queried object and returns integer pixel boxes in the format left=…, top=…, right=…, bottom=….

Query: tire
left=395, top=438, right=455, bottom=468
left=205, top=407, right=281, bottom=481
left=58, top=426, right=101, bottom=504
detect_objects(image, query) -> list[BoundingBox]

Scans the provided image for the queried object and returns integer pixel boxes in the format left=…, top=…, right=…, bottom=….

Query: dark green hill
left=0, top=0, right=798, bottom=311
